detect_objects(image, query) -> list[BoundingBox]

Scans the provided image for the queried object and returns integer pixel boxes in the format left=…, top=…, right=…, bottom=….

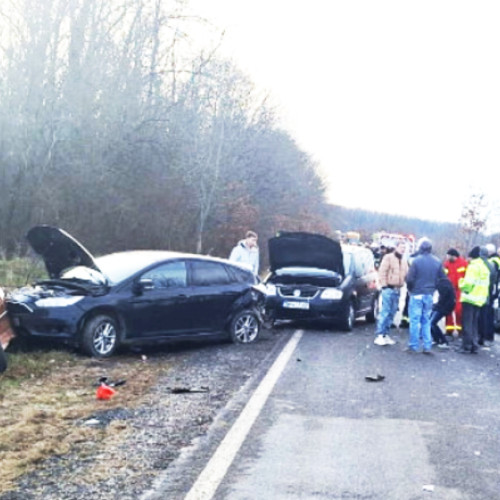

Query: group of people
left=374, top=237, right=500, bottom=354
left=227, top=229, right=500, bottom=355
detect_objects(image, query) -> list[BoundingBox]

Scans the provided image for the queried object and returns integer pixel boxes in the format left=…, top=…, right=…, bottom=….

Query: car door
left=354, top=251, right=378, bottom=313
left=127, top=260, right=193, bottom=337
left=187, top=260, right=243, bottom=332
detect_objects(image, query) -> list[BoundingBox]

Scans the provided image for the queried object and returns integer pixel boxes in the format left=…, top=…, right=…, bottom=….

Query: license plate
left=283, top=301, right=309, bottom=310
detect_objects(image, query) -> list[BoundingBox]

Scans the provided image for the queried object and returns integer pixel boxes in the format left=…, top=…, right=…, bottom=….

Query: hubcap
left=93, top=321, right=116, bottom=355
left=234, top=314, right=259, bottom=343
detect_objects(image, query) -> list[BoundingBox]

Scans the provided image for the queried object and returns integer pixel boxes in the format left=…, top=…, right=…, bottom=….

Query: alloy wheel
left=233, top=313, right=259, bottom=343
left=93, top=320, right=117, bottom=356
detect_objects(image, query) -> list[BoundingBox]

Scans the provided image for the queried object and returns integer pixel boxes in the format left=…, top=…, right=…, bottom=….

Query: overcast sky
left=188, top=1, right=500, bottom=228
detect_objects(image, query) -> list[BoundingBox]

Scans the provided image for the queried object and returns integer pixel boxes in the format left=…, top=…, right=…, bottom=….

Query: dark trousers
left=462, top=302, right=480, bottom=352
left=430, top=310, right=448, bottom=345
left=478, top=303, right=494, bottom=343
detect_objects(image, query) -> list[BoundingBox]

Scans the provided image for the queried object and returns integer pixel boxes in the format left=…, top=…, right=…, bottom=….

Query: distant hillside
left=325, top=204, right=470, bottom=257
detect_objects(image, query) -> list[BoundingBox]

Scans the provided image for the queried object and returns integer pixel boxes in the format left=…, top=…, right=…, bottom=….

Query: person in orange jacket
left=443, top=248, right=468, bottom=335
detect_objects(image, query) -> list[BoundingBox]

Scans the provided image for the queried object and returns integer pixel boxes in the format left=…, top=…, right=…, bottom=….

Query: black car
left=264, top=232, right=380, bottom=330
left=7, top=226, right=265, bottom=357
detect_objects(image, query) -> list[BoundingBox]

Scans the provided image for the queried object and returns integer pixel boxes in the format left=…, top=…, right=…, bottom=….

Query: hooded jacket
left=406, top=240, right=446, bottom=295
left=229, top=240, right=259, bottom=275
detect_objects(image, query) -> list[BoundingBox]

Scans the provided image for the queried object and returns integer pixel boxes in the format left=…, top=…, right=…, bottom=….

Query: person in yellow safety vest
left=478, top=243, right=500, bottom=346
left=457, top=246, right=491, bottom=354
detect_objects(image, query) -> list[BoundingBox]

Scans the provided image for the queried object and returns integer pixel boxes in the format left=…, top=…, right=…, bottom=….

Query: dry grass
left=0, top=257, right=46, bottom=288
left=0, top=349, right=170, bottom=493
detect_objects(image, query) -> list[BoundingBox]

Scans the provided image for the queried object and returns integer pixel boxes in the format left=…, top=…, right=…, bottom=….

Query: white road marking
left=184, top=330, right=303, bottom=500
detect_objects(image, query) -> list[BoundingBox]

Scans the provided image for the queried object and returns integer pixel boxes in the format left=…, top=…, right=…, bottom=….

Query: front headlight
left=265, top=284, right=277, bottom=296
left=320, top=288, right=343, bottom=300
left=35, top=296, right=84, bottom=308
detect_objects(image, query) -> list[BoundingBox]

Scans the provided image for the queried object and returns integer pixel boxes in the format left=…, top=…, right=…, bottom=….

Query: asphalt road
left=148, top=321, right=500, bottom=500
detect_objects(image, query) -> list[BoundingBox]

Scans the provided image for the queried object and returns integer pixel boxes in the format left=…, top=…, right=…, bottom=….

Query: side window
left=353, top=254, right=364, bottom=278
left=142, top=261, right=187, bottom=289
left=191, top=261, right=232, bottom=286
left=363, top=252, right=376, bottom=273
left=343, top=253, right=352, bottom=275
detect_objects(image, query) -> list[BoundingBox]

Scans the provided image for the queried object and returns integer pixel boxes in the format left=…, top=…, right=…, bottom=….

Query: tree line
left=0, top=0, right=330, bottom=267
left=0, top=0, right=491, bottom=272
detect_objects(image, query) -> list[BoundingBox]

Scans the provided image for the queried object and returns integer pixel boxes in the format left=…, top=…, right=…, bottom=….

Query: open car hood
left=27, top=226, right=101, bottom=279
left=268, top=231, right=344, bottom=275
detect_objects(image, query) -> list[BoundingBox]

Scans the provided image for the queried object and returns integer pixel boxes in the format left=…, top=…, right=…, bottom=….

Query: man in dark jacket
left=406, top=237, right=446, bottom=353
left=430, top=276, right=456, bottom=348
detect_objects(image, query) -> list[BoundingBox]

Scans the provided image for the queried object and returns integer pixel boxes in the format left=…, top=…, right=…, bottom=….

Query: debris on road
left=422, top=484, right=435, bottom=492
left=364, top=374, right=385, bottom=382
left=168, top=386, right=209, bottom=394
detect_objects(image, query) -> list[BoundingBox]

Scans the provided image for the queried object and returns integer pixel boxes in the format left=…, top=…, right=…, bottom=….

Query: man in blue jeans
left=406, top=237, right=446, bottom=353
left=374, top=241, right=409, bottom=346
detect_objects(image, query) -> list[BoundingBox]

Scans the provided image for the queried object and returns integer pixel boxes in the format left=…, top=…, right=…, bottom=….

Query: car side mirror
left=133, top=278, right=154, bottom=295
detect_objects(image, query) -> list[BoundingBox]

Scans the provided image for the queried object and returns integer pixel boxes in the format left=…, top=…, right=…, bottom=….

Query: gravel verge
left=0, top=329, right=290, bottom=500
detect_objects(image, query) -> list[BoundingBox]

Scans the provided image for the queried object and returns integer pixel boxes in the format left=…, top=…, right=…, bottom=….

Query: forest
left=0, top=0, right=493, bottom=269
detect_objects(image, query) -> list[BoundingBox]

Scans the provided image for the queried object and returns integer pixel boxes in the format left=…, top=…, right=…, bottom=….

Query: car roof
left=95, top=250, right=245, bottom=284
left=97, top=250, right=234, bottom=263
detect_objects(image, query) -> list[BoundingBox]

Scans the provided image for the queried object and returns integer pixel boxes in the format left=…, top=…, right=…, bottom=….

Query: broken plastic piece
left=97, top=376, right=126, bottom=387
left=364, top=374, right=385, bottom=382
left=96, top=384, right=116, bottom=400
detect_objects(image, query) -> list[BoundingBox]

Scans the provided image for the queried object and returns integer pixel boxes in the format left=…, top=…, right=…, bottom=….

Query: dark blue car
left=7, top=226, right=264, bottom=357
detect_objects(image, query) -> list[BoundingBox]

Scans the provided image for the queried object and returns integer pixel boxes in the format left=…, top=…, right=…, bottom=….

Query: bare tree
left=459, top=191, right=489, bottom=250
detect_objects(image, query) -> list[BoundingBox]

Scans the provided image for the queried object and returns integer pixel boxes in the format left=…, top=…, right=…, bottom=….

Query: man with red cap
left=443, top=248, right=468, bottom=336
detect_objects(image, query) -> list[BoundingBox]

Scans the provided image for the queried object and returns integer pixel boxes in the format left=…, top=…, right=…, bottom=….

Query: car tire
left=340, top=301, right=356, bottom=331
left=81, top=314, right=120, bottom=358
left=366, top=294, right=380, bottom=323
left=0, top=344, right=7, bottom=373
left=229, top=310, right=260, bottom=344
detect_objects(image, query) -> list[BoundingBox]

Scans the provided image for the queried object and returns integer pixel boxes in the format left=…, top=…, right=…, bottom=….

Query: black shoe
left=455, top=347, right=472, bottom=354
left=403, top=347, right=418, bottom=354
left=423, top=350, right=433, bottom=355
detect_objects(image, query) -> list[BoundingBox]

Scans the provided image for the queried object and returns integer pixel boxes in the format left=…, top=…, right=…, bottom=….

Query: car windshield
left=60, top=266, right=107, bottom=285
left=95, top=251, right=175, bottom=284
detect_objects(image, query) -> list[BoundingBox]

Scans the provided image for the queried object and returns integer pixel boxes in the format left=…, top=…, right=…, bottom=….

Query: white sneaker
left=374, top=335, right=387, bottom=346
left=384, top=335, right=396, bottom=345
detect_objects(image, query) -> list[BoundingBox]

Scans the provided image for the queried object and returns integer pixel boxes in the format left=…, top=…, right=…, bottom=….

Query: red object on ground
left=96, top=384, right=116, bottom=400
